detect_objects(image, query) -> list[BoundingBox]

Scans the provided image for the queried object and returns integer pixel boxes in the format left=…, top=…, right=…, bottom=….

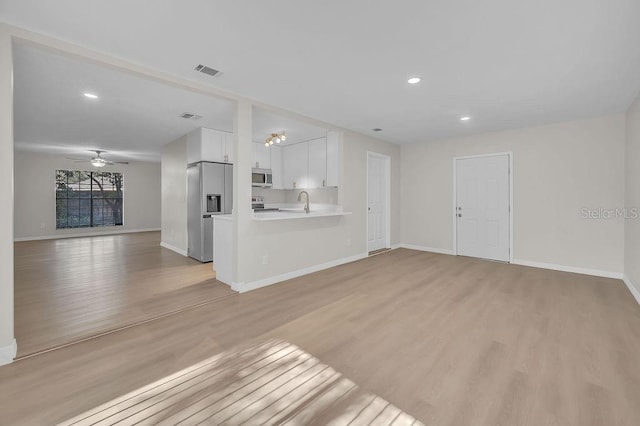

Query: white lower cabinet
left=213, top=216, right=233, bottom=286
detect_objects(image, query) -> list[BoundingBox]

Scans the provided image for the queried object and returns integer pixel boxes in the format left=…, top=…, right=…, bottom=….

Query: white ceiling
left=13, top=44, right=235, bottom=162
left=252, top=108, right=327, bottom=146
left=3, top=0, right=640, bottom=146
left=13, top=44, right=328, bottom=161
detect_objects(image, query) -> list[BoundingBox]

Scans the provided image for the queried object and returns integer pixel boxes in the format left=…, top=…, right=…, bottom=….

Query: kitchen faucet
left=297, top=190, right=310, bottom=213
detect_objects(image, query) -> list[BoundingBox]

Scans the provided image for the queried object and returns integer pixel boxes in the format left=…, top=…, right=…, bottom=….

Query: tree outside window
left=55, top=170, right=124, bottom=229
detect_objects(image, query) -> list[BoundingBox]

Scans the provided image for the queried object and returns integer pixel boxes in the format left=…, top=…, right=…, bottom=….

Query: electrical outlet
left=346, top=238, right=351, bottom=246
left=40, top=222, right=45, bottom=229
left=262, top=254, right=269, bottom=265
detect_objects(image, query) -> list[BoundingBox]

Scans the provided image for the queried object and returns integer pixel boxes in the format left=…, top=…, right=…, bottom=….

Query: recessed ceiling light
left=460, top=116, right=471, bottom=121
left=407, top=77, right=421, bottom=84
left=83, top=93, right=99, bottom=99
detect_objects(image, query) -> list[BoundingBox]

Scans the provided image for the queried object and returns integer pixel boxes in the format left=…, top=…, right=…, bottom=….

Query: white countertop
left=211, top=205, right=351, bottom=221
left=253, top=207, right=351, bottom=221
left=212, top=214, right=233, bottom=222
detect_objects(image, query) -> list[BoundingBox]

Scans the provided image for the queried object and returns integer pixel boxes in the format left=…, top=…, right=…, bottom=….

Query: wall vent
left=179, top=112, right=203, bottom=120
left=194, top=64, right=221, bottom=77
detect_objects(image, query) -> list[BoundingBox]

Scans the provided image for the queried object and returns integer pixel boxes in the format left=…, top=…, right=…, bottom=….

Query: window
left=56, top=170, right=124, bottom=229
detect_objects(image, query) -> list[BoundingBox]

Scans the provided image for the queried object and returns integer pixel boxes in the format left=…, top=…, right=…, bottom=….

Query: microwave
left=252, top=168, right=273, bottom=187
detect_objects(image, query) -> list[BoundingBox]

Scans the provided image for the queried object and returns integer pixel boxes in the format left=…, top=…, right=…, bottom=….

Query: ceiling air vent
left=179, top=112, right=203, bottom=120
left=194, top=64, right=221, bottom=77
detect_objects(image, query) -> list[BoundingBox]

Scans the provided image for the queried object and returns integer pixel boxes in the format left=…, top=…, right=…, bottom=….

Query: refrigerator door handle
left=203, top=214, right=212, bottom=218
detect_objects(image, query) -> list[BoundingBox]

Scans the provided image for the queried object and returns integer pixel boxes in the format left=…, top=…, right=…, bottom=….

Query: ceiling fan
left=67, top=150, right=129, bottom=168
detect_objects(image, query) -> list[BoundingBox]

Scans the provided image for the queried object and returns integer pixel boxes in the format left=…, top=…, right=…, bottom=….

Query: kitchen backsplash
left=252, top=187, right=286, bottom=204
left=284, top=187, right=338, bottom=204
left=252, top=187, right=339, bottom=205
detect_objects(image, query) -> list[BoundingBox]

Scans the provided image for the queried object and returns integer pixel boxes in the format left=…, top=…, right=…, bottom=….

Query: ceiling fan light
left=91, top=158, right=106, bottom=167
left=280, top=133, right=286, bottom=141
left=274, top=137, right=281, bottom=144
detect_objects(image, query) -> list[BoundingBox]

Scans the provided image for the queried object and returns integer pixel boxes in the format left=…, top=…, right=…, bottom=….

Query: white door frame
left=366, top=151, right=391, bottom=252
left=452, top=152, right=513, bottom=263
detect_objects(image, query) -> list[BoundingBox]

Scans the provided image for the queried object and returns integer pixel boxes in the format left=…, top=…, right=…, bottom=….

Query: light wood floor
left=14, top=232, right=236, bottom=357
left=59, top=340, right=422, bottom=425
left=2, top=248, right=640, bottom=425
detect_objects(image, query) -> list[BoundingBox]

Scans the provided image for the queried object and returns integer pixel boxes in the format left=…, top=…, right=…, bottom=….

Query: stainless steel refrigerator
left=187, top=161, right=233, bottom=262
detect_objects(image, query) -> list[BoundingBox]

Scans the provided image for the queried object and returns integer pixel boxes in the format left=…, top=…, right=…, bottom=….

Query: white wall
left=401, top=114, right=626, bottom=275
left=160, top=135, right=188, bottom=254
left=235, top=126, right=401, bottom=287
left=14, top=151, right=161, bottom=240
left=0, top=24, right=16, bottom=365
left=625, top=94, right=640, bottom=296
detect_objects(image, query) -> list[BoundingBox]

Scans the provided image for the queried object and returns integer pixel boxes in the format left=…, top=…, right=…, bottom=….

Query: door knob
left=457, top=213, right=462, bottom=217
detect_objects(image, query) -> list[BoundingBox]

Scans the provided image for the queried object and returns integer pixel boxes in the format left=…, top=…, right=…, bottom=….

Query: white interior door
left=456, top=154, right=510, bottom=261
left=368, top=153, right=388, bottom=252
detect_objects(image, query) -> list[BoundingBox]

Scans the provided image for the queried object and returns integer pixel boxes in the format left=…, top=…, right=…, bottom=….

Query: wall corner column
left=232, top=100, right=253, bottom=287
left=0, top=24, right=16, bottom=366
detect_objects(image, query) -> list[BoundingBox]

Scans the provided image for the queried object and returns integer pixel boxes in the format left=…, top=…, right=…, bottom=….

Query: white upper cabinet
left=201, top=128, right=225, bottom=162
left=283, top=142, right=309, bottom=189
left=223, top=132, right=234, bottom=164
left=187, top=128, right=233, bottom=164
left=280, top=133, right=340, bottom=189
left=326, top=131, right=340, bottom=187
left=252, top=142, right=271, bottom=170
left=270, top=145, right=283, bottom=189
left=308, top=138, right=327, bottom=188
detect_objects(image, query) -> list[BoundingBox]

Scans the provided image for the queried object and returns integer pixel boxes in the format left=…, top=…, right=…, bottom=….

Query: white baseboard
left=623, top=274, right=640, bottom=305
left=398, top=244, right=455, bottom=256
left=14, top=228, right=161, bottom=242
left=232, top=252, right=368, bottom=293
left=396, top=244, right=624, bottom=281
left=0, top=339, right=17, bottom=367
left=512, top=259, right=623, bottom=280
left=390, top=243, right=402, bottom=250
left=160, top=242, right=188, bottom=257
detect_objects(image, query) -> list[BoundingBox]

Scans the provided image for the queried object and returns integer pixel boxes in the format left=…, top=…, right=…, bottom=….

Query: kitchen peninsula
left=252, top=207, right=351, bottom=221
left=212, top=203, right=350, bottom=289
left=211, top=118, right=352, bottom=291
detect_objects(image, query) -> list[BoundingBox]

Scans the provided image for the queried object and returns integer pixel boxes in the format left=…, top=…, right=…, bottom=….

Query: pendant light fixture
left=265, top=132, right=286, bottom=147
